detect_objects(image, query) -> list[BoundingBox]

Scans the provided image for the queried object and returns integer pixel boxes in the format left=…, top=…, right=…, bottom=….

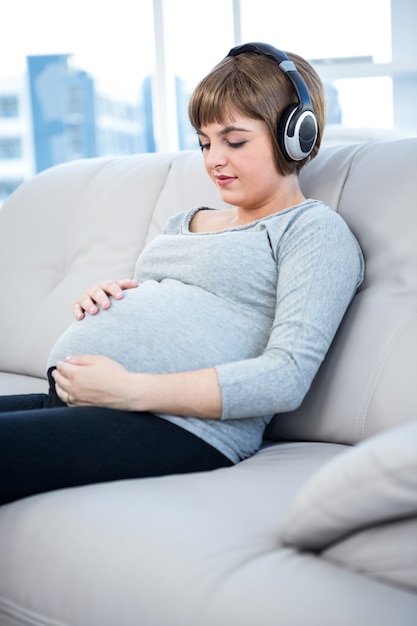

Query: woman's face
left=197, top=112, right=284, bottom=216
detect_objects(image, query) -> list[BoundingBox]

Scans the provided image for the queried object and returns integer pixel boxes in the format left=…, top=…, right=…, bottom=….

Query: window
left=0, top=0, right=415, bottom=200
left=0, top=138, right=22, bottom=159
left=239, top=0, right=392, bottom=63
left=0, top=95, right=19, bottom=117
left=238, top=0, right=392, bottom=130
left=154, top=0, right=235, bottom=150
left=153, top=0, right=416, bottom=146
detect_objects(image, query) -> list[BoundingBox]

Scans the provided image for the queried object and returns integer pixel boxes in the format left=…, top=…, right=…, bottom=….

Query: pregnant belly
left=47, top=280, right=271, bottom=374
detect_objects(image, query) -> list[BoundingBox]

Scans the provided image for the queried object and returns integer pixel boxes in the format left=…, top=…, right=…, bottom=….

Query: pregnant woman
left=0, top=43, right=364, bottom=504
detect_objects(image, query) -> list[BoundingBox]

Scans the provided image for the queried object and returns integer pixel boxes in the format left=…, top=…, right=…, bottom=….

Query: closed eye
left=227, top=141, right=246, bottom=149
left=199, top=140, right=247, bottom=151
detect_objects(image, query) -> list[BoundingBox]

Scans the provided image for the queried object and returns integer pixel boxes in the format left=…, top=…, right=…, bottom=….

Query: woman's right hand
left=73, top=279, right=138, bottom=320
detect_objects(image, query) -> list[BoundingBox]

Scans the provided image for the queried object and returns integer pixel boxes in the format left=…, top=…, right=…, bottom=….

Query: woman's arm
left=216, top=210, right=364, bottom=420
left=52, top=355, right=222, bottom=419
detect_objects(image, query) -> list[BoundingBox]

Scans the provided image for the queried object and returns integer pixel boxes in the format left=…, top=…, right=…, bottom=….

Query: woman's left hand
left=52, top=355, right=136, bottom=410
left=52, top=355, right=223, bottom=419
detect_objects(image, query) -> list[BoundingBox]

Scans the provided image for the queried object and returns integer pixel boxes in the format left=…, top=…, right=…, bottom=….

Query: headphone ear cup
left=279, top=106, right=318, bottom=162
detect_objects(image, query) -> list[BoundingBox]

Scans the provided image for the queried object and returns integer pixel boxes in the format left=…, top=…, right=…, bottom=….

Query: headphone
left=226, top=42, right=318, bottom=162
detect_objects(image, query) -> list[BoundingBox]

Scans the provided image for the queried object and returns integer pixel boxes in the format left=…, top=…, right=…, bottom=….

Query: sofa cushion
left=281, top=420, right=417, bottom=550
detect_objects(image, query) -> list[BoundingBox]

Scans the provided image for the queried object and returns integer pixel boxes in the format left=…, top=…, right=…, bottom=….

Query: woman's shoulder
left=163, top=207, right=215, bottom=234
left=273, top=199, right=365, bottom=285
left=267, top=199, right=363, bottom=258
left=293, top=199, right=357, bottom=238
left=162, top=208, right=197, bottom=234
left=268, top=198, right=350, bottom=232
left=260, top=199, right=334, bottom=235
left=164, top=207, right=235, bottom=234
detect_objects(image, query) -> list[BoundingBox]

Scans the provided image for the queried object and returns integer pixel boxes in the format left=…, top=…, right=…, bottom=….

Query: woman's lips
left=215, top=175, right=236, bottom=187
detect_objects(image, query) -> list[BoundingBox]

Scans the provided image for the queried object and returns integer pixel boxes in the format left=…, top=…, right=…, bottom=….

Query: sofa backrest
left=0, top=151, right=228, bottom=383
left=0, top=140, right=416, bottom=445
left=267, top=139, right=417, bottom=444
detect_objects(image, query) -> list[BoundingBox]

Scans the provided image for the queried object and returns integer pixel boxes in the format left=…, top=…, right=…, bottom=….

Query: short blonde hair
left=188, top=47, right=326, bottom=176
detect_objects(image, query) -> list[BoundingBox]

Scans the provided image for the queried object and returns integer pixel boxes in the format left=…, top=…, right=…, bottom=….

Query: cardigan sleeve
left=215, top=208, right=364, bottom=420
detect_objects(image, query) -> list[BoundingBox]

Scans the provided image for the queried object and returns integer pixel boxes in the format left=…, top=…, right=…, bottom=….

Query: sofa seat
left=1, top=440, right=415, bottom=626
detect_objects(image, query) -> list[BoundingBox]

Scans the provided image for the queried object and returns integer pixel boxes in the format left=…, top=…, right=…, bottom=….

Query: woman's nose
left=205, top=143, right=227, bottom=170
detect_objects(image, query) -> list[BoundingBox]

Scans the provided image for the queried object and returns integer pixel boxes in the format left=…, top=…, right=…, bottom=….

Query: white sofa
left=0, top=139, right=416, bottom=626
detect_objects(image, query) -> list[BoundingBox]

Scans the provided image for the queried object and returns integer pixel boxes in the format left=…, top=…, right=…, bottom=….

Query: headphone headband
left=226, top=42, right=318, bottom=162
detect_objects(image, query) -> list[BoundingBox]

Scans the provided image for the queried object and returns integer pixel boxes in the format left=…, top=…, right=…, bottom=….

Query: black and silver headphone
left=227, top=42, right=318, bottom=162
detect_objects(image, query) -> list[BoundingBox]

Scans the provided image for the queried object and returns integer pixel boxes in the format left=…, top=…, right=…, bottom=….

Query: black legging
left=0, top=369, right=233, bottom=505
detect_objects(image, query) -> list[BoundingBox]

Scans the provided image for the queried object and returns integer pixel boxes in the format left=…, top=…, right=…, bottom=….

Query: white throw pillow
left=324, top=517, right=417, bottom=592
left=281, top=420, right=417, bottom=550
